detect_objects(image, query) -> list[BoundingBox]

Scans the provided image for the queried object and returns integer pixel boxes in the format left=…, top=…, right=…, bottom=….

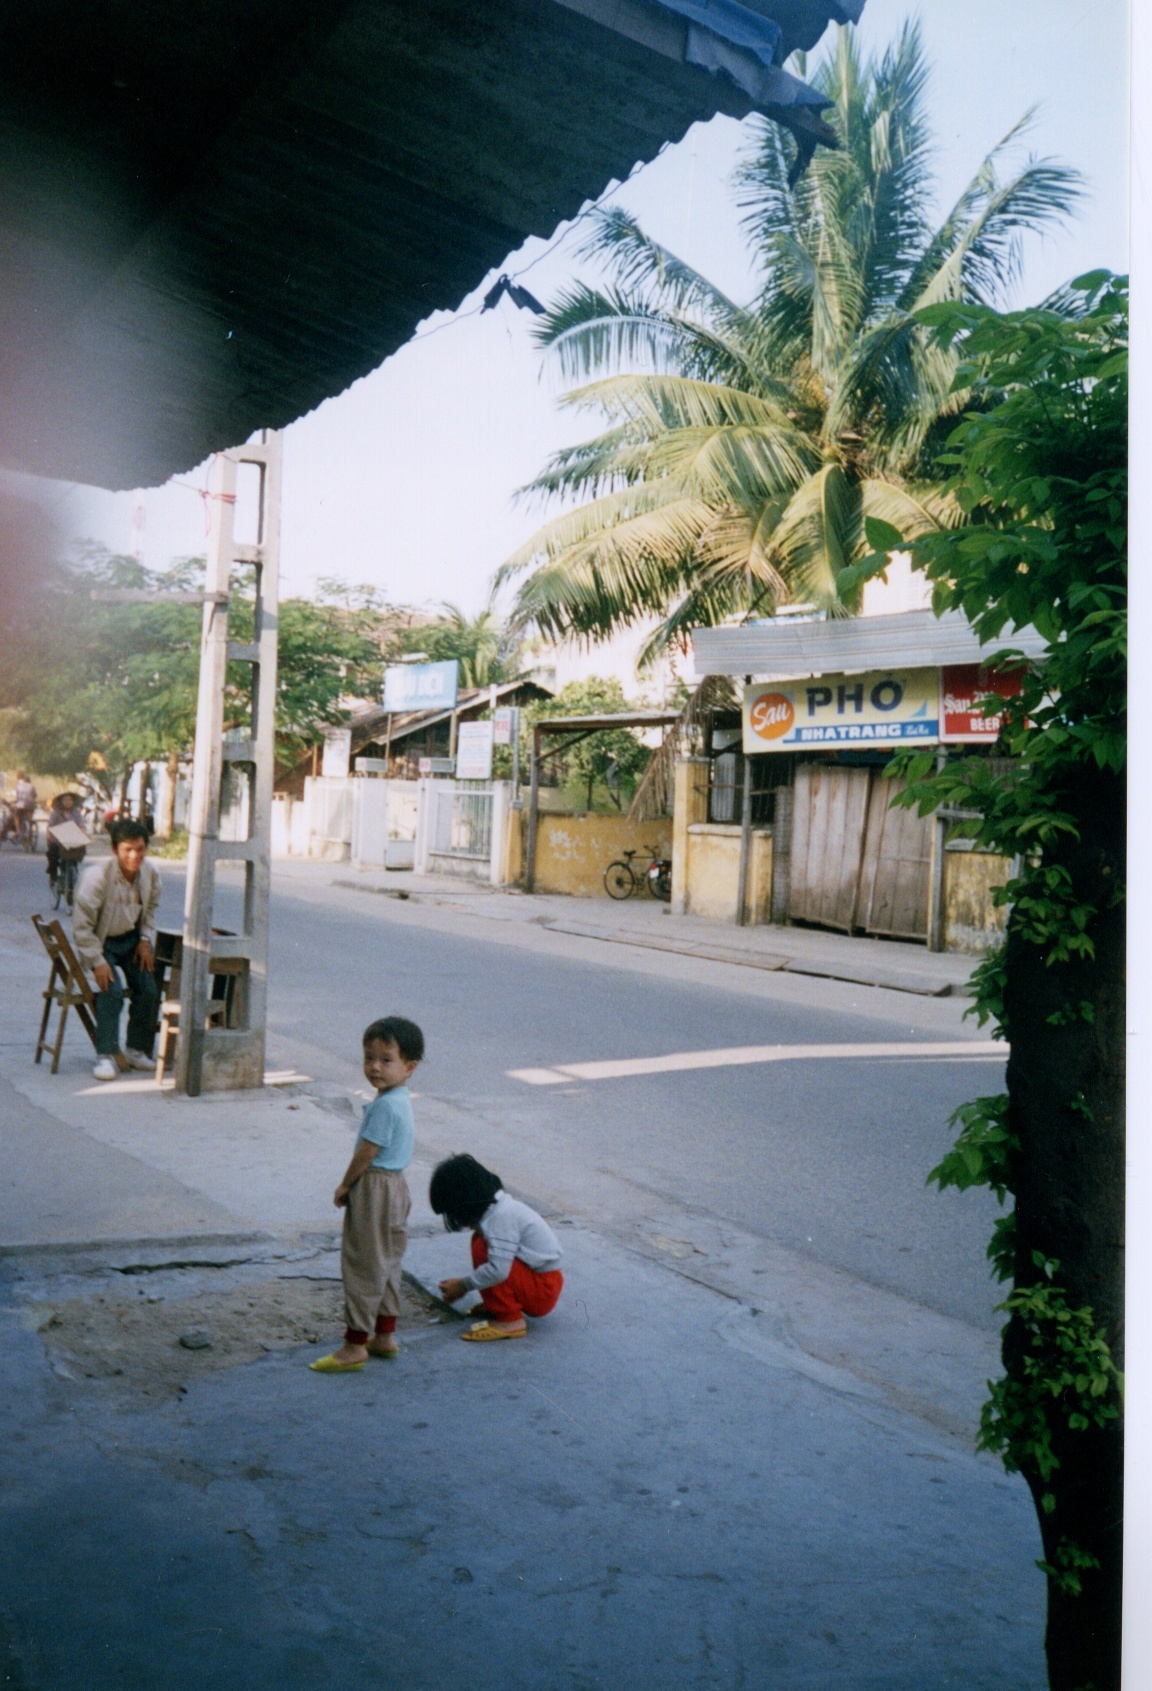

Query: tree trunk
left=1003, top=764, right=1125, bottom=1691
left=158, top=749, right=179, bottom=839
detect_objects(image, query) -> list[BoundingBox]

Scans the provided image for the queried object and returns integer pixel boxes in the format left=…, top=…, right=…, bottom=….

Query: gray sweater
left=463, top=1191, right=563, bottom=1291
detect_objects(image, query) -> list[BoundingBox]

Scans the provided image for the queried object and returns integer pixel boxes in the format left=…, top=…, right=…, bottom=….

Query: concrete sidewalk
left=0, top=862, right=1043, bottom=1688
left=316, top=860, right=980, bottom=997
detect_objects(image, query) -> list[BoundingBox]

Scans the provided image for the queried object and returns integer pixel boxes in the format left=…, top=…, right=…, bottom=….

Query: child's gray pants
left=341, top=1169, right=411, bottom=1338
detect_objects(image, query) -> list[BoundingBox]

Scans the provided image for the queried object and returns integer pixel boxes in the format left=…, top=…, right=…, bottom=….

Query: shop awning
left=0, top=0, right=860, bottom=490
left=691, top=611, right=1049, bottom=680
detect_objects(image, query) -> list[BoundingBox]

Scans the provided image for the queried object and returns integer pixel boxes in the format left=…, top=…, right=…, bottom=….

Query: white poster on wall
left=321, top=727, right=352, bottom=778
left=455, top=721, right=494, bottom=781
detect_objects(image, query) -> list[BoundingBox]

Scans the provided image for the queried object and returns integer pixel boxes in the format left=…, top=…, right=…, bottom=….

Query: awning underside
left=0, top=0, right=858, bottom=490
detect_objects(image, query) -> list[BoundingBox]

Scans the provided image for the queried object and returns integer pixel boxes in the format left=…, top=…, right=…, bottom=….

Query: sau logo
left=748, top=692, right=794, bottom=740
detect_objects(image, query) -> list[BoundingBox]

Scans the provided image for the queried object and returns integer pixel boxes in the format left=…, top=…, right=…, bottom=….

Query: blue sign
left=383, top=660, right=458, bottom=713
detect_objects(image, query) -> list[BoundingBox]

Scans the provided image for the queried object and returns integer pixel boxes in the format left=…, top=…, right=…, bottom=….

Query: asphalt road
left=4, top=846, right=1007, bottom=1326
left=185, top=863, right=1007, bottom=1331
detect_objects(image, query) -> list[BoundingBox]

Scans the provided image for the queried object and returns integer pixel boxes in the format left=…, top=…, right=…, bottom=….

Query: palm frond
left=574, top=205, right=745, bottom=325
left=768, top=461, right=862, bottom=610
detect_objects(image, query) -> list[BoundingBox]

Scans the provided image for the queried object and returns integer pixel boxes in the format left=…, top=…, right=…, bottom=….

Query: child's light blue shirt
left=357, top=1085, right=414, bottom=1171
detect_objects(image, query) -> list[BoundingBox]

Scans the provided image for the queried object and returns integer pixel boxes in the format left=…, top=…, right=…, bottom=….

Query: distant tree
left=401, top=595, right=521, bottom=689
left=522, top=677, right=650, bottom=812
left=0, top=552, right=411, bottom=803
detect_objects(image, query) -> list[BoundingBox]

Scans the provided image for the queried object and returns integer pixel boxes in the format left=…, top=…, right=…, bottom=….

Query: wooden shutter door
left=857, top=774, right=933, bottom=940
left=788, top=763, right=871, bottom=931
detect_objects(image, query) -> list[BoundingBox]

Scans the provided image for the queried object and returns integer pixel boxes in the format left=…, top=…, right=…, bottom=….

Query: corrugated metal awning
left=691, top=610, right=1048, bottom=679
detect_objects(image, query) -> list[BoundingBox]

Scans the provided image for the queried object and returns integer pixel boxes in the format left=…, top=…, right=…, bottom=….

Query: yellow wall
left=683, top=824, right=773, bottom=925
left=943, top=849, right=1012, bottom=953
left=524, top=812, right=673, bottom=897
left=671, top=758, right=710, bottom=912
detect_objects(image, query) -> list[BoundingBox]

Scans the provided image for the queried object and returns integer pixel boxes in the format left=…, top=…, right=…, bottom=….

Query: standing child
left=310, top=1016, right=424, bottom=1374
left=432, top=1154, right=563, bottom=1342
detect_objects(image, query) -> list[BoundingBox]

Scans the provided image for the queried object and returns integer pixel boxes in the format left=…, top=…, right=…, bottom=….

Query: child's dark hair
left=108, top=817, right=150, bottom=848
left=362, top=1016, right=425, bottom=1063
left=428, top=1154, right=502, bottom=1232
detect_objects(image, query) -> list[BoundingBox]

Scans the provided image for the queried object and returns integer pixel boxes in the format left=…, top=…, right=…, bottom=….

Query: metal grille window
left=707, top=751, right=788, bottom=826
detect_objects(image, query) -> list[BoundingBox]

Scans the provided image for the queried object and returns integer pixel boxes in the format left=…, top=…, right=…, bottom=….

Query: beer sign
left=743, top=670, right=940, bottom=753
left=941, top=664, right=1023, bottom=742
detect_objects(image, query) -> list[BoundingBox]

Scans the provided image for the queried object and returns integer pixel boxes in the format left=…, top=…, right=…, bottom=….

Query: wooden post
left=735, top=752, right=753, bottom=926
left=524, top=725, right=541, bottom=893
left=927, top=751, right=948, bottom=953
left=175, top=432, right=281, bottom=1095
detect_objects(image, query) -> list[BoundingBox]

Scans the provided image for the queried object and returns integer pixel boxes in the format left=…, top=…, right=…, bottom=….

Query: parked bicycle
left=603, top=846, right=672, bottom=903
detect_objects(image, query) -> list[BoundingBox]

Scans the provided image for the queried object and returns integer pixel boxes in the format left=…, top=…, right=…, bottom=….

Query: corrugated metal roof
left=537, top=711, right=681, bottom=731
left=691, top=611, right=1049, bottom=678
left=0, top=0, right=858, bottom=489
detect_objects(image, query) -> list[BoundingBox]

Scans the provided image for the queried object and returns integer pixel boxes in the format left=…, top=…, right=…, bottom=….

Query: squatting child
left=431, top=1154, right=564, bottom=1342
left=310, top=1016, right=424, bottom=1374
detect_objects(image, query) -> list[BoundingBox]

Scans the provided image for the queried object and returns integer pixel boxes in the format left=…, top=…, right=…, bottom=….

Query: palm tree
left=403, top=593, right=521, bottom=689
left=498, top=23, right=1081, bottom=664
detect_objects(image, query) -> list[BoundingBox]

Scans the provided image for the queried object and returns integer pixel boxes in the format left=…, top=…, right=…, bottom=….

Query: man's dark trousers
left=95, top=928, right=159, bottom=1056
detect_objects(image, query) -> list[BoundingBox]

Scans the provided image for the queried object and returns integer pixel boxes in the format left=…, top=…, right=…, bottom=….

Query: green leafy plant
left=862, top=276, right=1126, bottom=1691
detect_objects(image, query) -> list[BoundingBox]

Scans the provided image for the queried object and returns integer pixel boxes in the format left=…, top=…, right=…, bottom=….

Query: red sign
left=941, top=665, right=1023, bottom=742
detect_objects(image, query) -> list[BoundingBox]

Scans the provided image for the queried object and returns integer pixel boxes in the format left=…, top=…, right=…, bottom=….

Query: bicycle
left=17, top=810, right=37, bottom=853
left=50, top=853, right=82, bottom=913
left=603, top=846, right=672, bottom=902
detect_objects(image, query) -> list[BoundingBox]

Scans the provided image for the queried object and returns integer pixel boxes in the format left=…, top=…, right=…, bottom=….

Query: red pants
left=471, top=1233, right=563, bottom=1323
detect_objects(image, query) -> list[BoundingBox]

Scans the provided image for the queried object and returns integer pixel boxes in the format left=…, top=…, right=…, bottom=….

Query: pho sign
left=743, top=670, right=940, bottom=752
left=383, top=659, right=459, bottom=713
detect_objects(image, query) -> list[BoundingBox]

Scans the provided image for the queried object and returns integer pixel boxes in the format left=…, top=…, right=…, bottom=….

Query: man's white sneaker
left=92, top=1057, right=118, bottom=1081
left=124, top=1049, right=154, bottom=1071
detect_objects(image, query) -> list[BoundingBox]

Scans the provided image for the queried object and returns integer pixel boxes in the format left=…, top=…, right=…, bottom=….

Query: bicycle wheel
left=63, top=859, right=77, bottom=913
left=22, top=820, right=35, bottom=853
left=50, top=869, right=62, bottom=910
left=604, top=860, right=636, bottom=900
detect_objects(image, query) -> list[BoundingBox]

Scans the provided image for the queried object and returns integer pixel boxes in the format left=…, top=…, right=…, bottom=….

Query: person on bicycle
left=13, top=772, right=37, bottom=839
left=46, top=791, right=88, bottom=888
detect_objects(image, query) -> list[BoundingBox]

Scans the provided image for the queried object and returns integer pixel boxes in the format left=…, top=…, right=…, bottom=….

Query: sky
left=26, top=0, right=1130, bottom=621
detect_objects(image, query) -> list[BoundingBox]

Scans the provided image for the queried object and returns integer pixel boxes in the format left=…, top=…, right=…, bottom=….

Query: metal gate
left=429, top=781, right=493, bottom=861
left=788, top=764, right=933, bottom=940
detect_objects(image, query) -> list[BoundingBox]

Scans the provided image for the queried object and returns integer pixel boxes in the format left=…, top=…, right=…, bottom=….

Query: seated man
left=72, top=818, right=162, bottom=1081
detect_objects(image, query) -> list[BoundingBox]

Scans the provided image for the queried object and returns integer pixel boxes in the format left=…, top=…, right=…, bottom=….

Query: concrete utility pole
left=175, top=432, right=282, bottom=1096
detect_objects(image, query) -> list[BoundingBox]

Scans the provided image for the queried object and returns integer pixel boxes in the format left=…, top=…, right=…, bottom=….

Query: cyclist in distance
left=46, top=791, right=88, bottom=896
left=12, top=772, right=37, bottom=846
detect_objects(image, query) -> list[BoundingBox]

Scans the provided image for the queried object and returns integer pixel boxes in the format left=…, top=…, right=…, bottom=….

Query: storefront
left=687, top=609, right=1045, bottom=946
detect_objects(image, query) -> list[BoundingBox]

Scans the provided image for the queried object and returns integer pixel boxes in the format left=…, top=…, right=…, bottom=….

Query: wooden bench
left=32, top=915, right=131, bottom=1074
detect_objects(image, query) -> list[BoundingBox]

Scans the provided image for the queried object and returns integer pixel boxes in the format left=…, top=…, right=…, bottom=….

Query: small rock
left=179, top=1331, right=212, bottom=1351
left=452, top=1567, right=473, bottom=1584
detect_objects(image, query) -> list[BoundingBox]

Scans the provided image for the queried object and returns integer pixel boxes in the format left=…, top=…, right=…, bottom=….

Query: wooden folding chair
left=31, top=915, right=130, bottom=1075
